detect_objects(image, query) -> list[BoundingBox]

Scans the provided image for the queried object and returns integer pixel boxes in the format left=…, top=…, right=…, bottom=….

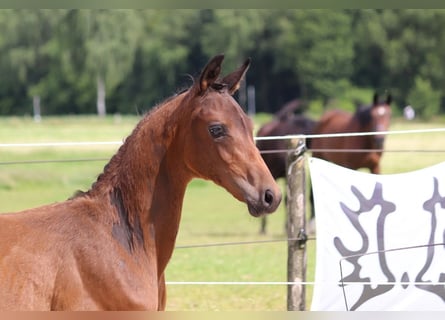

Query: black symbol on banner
left=417, top=178, right=445, bottom=300
left=335, top=182, right=396, bottom=310
left=336, top=178, right=445, bottom=310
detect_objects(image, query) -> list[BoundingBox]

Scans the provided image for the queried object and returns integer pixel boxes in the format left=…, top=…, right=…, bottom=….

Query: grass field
left=0, top=114, right=444, bottom=310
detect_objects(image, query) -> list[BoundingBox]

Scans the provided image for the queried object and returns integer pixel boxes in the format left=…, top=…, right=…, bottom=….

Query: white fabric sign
left=309, top=157, right=445, bottom=311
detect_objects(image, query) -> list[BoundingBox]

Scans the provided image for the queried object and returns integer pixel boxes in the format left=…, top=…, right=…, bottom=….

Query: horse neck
left=89, top=93, right=192, bottom=268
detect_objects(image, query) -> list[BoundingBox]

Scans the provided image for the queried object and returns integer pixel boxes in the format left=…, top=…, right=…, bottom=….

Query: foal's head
left=180, top=54, right=281, bottom=217
left=358, top=93, right=392, bottom=150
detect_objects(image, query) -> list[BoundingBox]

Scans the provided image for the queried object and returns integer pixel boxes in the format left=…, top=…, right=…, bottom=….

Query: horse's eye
left=208, top=124, right=226, bottom=139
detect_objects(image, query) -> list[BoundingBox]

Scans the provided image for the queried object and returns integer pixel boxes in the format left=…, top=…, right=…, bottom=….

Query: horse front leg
left=370, top=163, right=380, bottom=174
left=260, top=216, right=267, bottom=234
left=368, top=154, right=382, bottom=174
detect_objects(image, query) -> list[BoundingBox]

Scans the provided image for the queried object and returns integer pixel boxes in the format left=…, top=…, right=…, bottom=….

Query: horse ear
left=373, top=92, right=379, bottom=106
left=198, top=54, right=225, bottom=94
left=221, top=58, right=251, bottom=95
left=386, top=93, right=392, bottom=105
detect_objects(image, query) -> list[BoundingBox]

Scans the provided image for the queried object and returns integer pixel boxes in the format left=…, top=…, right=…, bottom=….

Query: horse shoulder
left=49, top=198, right=158, bottom=310
left=0, top=208, right=64, bottom=310
left=0, top=200, right=157, bottom=310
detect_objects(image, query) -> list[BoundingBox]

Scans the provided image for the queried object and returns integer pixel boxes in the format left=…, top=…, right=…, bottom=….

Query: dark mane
left=157, top=87, right=189, bottom=106
left=72, top=90, right=188, bottom=200
left=275, top=99, right=304, bottom=121
left=110, top=187, right=144, bottom=252
left=355, top=104, right=372, bottom=126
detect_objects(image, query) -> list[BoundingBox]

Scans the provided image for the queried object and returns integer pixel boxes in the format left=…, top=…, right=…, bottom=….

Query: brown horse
left=256, top=99, right=316, bottom=180
left=309, top=93, right=392, bottom=221
left=0, top=54, right=281, bottom=310
left=311, top=93, right=392, bottom=174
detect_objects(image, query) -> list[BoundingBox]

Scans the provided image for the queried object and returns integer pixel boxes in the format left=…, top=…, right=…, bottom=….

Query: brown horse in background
left=256, top=99, right=316, bottom=234
left=0, top=54, right=281, bottom=310
left=309, top=93, right=392, bottom=221
left=311, top=93, right=392, bottom=174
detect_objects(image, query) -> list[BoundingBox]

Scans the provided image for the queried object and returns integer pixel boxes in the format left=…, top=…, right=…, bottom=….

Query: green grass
left=380, top=118, right=445, bottom=174
left=168, top=178, right=292, bottom=311
left=0, top=115, right=444, bottom=310
left=0, top=115, right=138, bottom=211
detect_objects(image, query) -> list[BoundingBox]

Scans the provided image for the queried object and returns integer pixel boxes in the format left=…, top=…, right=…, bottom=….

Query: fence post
left=286, top=137, right=307, bottom=311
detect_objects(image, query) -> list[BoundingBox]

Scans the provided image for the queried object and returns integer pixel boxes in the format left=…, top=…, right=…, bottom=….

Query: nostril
left=264, top=189, right=274, bottom=207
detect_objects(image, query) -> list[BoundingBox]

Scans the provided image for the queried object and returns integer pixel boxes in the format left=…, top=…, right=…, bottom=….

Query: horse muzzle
left=246, top=188, right=282, bottom=217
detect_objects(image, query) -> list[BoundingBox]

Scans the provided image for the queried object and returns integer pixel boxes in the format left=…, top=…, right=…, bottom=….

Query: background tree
left=407, top=76, right=441, bottom=119
left=1, top=9, right=445, bottom=118
left=0, top=10, right=65, bottom=115
left=351, top=9, right=445, bottom=111
left=82, top=10, right=142, bottom=116
left=274, top=10, right=354, bottom=105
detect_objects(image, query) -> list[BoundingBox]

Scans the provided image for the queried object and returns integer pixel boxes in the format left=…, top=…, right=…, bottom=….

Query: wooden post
left=286, top=137, right=307, bottom=311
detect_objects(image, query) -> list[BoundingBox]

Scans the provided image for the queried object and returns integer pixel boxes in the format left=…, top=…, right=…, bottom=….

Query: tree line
left=1, top=9, right=445, bottom=118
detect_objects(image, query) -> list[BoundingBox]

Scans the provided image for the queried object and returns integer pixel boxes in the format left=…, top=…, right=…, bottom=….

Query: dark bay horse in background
left=256, top=99, right=316, bottom=234
left=257, top=99, right=317, bottom=180
left=0, top=54, right=281, bottom=310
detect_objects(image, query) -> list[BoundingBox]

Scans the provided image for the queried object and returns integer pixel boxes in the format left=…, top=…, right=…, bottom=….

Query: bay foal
left=0, top=54, right=281, bottom=310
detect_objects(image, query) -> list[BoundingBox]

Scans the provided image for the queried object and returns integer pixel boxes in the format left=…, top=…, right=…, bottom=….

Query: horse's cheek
left=185, top=136, right=216, bottom=178
left=216, top=144, right=234, bottom=168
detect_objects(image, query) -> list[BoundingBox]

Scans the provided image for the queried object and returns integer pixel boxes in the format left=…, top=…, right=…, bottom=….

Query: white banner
left=309, top=157, right=445, bottom=311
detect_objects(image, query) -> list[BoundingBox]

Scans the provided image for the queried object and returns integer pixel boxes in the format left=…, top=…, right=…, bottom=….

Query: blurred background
left=1, top=9, right=445, bottom=119
left=2, top=9, right=445, bottom=310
